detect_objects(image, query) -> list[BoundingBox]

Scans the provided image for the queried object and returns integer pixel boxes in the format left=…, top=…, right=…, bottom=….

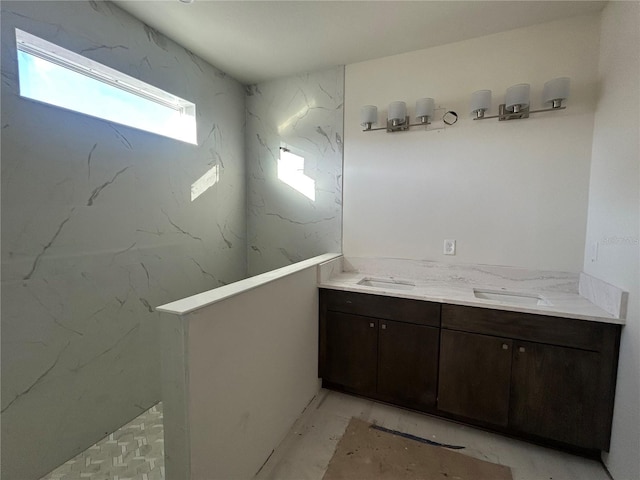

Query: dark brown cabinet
left=319, top=289, right=621, bottom=453
left=438, top=329, right=610, bottom=448
left=438, top=330, right=512, bottom=426
left=439, top=304, right=621, bottom=451
left=377, top=319, right=439, bottom=409
left=509, top=340, right=603, bottom=448
left=324, top=311, right=378, bottom=396
left=319, top=289, right=440, bottom=411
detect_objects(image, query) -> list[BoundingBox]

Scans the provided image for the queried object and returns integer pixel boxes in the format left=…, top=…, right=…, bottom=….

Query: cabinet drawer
left=442, top=304, right=610, bottom=351
left=320, top=289, right=440, bottom=327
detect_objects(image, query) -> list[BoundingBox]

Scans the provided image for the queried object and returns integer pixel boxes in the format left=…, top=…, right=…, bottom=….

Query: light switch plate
left=444, top=239, right=456, bottom=255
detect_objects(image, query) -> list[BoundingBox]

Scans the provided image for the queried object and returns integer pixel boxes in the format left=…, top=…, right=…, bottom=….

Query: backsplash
left=579, top=273, right=628, bottom=319
left=343, top=257, right=580, bottom=293
left=246, top=67, right=344, bottom=276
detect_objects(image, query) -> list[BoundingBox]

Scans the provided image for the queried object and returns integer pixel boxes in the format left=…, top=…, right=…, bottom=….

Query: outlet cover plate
left=444, top=239, right=456, bottom=255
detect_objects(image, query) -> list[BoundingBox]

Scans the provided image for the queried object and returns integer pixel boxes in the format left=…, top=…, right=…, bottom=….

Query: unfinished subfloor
left=256, top=389, right=612, bottom=480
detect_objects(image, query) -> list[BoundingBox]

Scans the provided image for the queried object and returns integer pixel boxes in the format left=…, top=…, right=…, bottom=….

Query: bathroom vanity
left=318, top=258, right=625, bottom=455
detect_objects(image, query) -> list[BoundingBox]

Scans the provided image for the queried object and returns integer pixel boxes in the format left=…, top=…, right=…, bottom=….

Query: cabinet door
left=378, top=320, right=439, bottom=410
left=509, top=341, right=602, bottom=449
left=438, top=329, right=512, bottom=426
left=323, top=311, right=378, bottom=396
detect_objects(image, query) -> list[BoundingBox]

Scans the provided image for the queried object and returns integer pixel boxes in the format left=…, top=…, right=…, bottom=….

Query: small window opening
left=15, top=28, right=197, bottom=145
left=278, top=147, right=316, bottom=201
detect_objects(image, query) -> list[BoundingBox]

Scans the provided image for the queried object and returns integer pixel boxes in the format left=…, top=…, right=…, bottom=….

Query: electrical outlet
left=444, top=239, right=456, bottom=255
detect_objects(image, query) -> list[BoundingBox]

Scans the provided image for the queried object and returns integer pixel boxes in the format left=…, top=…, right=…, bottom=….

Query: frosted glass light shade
left=505, top=83, right=530, bottom=111
left=543, top=77, right=570, bottom=104
left=470, top=90, right=492, bottom=114
left=360, top=105, right=378, bottom=126
left=388, top=101, right=407, bottom=122
left=415, top=98, right=435, bottom=119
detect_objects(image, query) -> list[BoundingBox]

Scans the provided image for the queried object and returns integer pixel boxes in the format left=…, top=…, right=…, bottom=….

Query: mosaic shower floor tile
left=40, top=403, right=164, bottom=480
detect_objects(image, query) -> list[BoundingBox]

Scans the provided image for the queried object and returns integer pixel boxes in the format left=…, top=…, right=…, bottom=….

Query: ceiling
left=114, top=1, right=606, bottom=85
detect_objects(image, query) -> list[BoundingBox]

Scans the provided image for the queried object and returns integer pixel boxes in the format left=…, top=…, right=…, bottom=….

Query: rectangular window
left=278, top=147, right=316, bottom=201
left=16, top=29, right=197, bottom=145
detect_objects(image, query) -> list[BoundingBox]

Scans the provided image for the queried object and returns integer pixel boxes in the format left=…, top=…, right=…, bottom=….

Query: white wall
left=584, top=2, right=640, bottom=479
left=0, top=2, right=246, bottom=478
left=343, top=14, right=600, bottom=271
left=182, top=263, right=322, bottom=479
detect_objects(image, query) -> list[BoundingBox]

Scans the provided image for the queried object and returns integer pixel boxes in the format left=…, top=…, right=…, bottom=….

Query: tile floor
left=40, top=390, right=613, bottom=480
left=40, top=403, right=164, bottom=480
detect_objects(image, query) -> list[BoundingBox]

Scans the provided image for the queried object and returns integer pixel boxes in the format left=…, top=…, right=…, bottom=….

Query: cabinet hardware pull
left=369, top=322, right=374, bottom=328
left=519, top=347, right=526, bottom=353
left=502, top=344, right=509, bottom=350
left=382, top=324, right=387, bottom=329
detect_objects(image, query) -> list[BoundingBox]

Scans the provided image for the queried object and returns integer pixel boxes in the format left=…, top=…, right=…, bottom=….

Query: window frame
left=15, top=28, right=197, bottom=145
left=278, top=146, right=316, bottom=201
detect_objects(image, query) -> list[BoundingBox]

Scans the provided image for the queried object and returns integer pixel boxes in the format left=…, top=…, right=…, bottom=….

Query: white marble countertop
left=318, top=257, right=625, bottom=325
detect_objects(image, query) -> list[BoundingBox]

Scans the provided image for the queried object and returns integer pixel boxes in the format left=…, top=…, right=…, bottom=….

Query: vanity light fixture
left=361, top=97, right=456, bottom=132
left=471, top=77, right=570, bottom=121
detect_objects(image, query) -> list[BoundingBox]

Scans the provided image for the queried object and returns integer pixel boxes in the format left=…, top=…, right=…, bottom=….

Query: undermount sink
left=473, top=288, right=552, bottom=306
left=357, top=277, right=415, bottom=291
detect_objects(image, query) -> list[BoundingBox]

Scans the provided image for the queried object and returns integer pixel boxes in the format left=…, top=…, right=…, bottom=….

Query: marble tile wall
left=0, top=2, right=246, bottom=478
left=246, top=67, right=344, bottom=276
